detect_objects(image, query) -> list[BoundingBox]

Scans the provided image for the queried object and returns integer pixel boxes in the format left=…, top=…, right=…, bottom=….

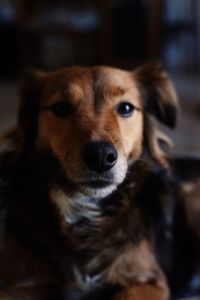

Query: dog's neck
left=49, top=160, right=151, bottom=226
left=50, top=188, right=102, bottom=225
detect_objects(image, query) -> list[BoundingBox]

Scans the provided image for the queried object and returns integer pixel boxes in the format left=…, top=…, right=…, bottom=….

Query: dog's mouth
left=65, top=154, right=128, bottom=198
left=77, top=177, right=117, bottom=198
left=80, top=180, right=113, bottom=189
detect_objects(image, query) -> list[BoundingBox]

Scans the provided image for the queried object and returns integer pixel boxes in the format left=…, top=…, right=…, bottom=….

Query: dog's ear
left=17, top=69, right=46, bottom=153
left=133, top=63, right=178, bottom=128
left=133, top=63, right=179, bottom=167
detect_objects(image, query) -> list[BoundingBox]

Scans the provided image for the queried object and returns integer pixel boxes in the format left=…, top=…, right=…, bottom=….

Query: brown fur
left=0, top=63, right=181, bottom=300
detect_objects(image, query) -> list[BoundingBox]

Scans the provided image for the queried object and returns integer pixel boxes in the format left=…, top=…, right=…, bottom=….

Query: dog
left=0, top=63, right=200, bottom=300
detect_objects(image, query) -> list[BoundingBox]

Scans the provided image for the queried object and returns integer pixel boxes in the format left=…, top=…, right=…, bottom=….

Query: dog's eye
left=115, top=102, right=135, bottom=117
left=50, top=102, right=74, bottom=117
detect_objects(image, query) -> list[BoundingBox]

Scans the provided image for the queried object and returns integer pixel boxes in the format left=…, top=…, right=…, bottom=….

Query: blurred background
left=0, top=0, right=200, bottom=154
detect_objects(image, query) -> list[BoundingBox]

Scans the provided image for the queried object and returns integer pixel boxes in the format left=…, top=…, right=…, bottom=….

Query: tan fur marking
left=104, top=240, right=162, bottom=288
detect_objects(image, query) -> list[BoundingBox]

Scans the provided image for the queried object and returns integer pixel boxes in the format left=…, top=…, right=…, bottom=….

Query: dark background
left=0, top=0, right=200, bottom=154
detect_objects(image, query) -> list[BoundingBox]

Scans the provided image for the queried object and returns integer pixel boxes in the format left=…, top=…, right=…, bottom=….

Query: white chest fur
left=50, top=188, right=101, bottom=224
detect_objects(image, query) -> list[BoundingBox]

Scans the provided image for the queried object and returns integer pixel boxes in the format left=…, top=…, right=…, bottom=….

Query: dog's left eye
left=115, top=102, right=135, bottom=117
left=50, top=102, right=74, bottom=117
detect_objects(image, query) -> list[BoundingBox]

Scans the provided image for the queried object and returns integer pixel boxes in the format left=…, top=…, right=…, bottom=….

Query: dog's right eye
left=50, top=102, right=74, bottom=117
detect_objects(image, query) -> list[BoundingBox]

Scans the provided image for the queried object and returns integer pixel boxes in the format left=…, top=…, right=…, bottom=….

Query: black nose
left=82, top=141, right=118, bottom=173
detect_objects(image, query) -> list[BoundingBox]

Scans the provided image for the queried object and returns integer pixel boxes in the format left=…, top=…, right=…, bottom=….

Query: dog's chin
left=79, top=183, right=117, bottom=199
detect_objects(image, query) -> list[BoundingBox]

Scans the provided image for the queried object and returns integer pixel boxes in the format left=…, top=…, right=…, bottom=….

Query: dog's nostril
left=82, top=141, right=118, bottom=173
left=106, top=153, right=117, bottom=163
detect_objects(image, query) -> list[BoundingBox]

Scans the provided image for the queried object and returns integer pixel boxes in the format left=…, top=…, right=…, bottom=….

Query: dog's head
left=17, top=63, right=178, bottom=198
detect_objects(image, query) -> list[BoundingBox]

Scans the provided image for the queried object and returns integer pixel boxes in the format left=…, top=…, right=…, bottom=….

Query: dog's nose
left=82, top=141, right=118, bottom=172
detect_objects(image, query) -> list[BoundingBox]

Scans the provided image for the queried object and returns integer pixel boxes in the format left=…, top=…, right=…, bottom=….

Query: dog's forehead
left=92, top=66, right=134, bottom=87
left=43, top=66, right=138, bottom=99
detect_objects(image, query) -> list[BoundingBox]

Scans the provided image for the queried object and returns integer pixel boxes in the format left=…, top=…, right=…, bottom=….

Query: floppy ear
left=133, top=63, right=178, bottom=128
left=133, top=63, right=179, bottom=167
left=17, top=69, right=46, bottom=153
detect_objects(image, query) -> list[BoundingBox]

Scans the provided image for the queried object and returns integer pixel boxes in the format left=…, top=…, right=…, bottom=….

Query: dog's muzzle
left=82, top=141, right=118, bottom=173
left=77, top=141, right=127, bottom=198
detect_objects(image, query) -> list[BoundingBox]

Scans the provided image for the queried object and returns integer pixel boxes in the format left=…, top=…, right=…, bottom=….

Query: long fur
left=0, top=63, right=199, bottom=300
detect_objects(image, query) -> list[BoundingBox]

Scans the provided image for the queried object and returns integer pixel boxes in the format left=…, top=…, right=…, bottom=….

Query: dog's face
left=36, top=67, right=143, bottom=198
left=18, top=64, right=178, bottom=198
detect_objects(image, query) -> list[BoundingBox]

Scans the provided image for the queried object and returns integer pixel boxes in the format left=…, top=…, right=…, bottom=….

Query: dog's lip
left=80, top=180, right=113, bottom=189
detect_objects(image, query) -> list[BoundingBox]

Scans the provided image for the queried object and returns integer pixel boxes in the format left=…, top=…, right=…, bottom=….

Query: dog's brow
left=63, top=84, right=78, bottom=97
left=63, top=88, right=71, bottom=97
left=106, top=86, right=126, bottom=97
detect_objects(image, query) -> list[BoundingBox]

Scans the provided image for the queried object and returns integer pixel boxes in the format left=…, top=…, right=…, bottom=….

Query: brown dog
left=0, top=63, right=190, bottom=300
